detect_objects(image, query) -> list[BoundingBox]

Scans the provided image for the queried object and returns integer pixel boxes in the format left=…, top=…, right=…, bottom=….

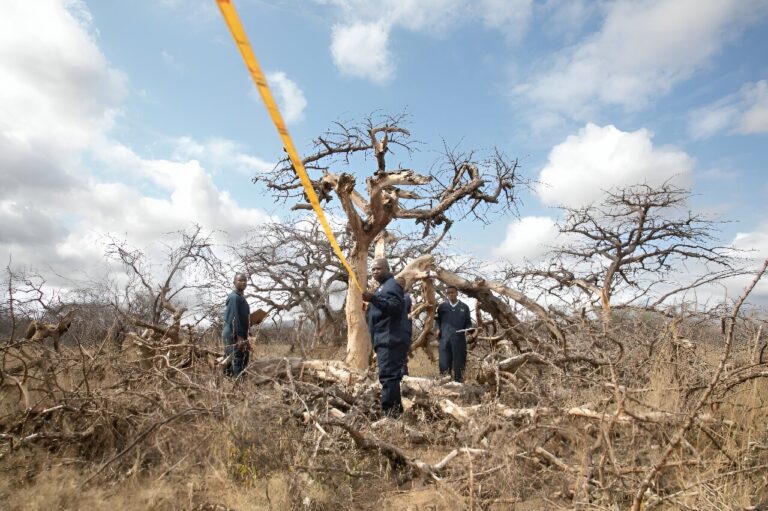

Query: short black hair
left=372, top=258, right=390, bottom=271
left=446, top=285, right=458, bottom=292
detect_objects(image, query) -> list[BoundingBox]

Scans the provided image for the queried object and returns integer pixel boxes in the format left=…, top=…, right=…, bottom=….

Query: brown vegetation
left=1, top=260, right=766, bottom=510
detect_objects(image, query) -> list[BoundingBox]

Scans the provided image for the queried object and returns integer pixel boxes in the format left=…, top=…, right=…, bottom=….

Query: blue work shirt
left=366, top=275, right=408, bottom=348
left=436, top=300, right=472, bottom=343
left=222, top=290, right=250, bottom=345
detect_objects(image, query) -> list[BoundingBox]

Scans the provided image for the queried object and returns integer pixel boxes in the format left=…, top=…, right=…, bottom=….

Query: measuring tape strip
left=215, top=0, right=363, bottom=292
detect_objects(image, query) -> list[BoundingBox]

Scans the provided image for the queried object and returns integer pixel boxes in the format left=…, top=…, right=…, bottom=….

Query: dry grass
left=2, top=308, right=768, bottom=510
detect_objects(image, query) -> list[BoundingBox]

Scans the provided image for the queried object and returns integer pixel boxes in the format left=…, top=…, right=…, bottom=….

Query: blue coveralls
left=402, top=292, right=413, bottom=376
left=222, top=290, right=250, bottom=377
left=366, top=275, right=408, bottom=415
left=436, top=300, right=472, bottom=382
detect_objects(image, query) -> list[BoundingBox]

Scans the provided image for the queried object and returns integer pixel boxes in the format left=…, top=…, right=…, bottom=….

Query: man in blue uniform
left=396, top=277, right=413, bottom=377
left=435, top=285, right=472, bottom=382
left=222, top=273, right=250, bottom=377
left=363, top=259, right=408, bottom=416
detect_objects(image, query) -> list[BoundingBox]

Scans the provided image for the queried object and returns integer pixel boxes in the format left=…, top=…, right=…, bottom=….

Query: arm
left=223, top=295, right=235, bottom=342
left=369, top=280, right=403, bottom=316
left=236, top=295, right=251, bottom=338
left=463, top=305, right=473, bottom=330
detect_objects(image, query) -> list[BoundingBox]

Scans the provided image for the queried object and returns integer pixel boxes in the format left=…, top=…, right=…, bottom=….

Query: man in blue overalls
left=222, top=273, right=250, bottom=377
left=395, top=276, right=413, bottom=377
left=436, top=285, right=472, bottom=382
left=363, top=259, right=408, bottom=417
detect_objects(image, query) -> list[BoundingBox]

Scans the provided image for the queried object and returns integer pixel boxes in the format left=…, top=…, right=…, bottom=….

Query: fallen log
left=24, top=310, right=76, bottom=352
left=435, top=400, right=735, bottom=428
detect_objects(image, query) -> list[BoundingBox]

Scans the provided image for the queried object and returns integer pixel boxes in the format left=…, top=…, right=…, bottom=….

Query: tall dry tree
left=105, top=225, right=224, bottom=332
left=234, top=221, right=349, bottom=342
left=259, top=114, right=524, bottom=369
left=513, top=182, right=739, bottom=322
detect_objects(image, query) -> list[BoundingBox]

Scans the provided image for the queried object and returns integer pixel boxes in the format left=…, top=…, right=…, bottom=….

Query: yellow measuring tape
left=215, top=0, right=363, bottom=292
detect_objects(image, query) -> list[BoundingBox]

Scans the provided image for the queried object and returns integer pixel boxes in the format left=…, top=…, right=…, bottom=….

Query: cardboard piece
left=249, top=309, right=268, bottom=326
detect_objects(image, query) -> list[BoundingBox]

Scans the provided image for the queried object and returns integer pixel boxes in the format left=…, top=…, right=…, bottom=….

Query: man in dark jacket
left=396, top=277, right=413, bottom=377
left=363, top=259, right=408, bottom=416
left=436, top=285, right=472, bottom=382
left=222, top=273, right=251, bottom=377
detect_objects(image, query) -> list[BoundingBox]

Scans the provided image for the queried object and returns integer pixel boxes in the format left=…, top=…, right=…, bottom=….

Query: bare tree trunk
left=344, top=244, right=371, bottom=370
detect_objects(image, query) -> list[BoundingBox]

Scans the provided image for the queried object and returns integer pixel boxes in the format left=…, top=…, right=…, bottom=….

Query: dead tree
left=513, top=183, right=739, bottom=322
left=395, top=255, right=567, bottom=356
left=234, top=221, right=349, bottom=343
left=106, top=225, right=223, bottom=328
left=260, top=114, right=524, bottom=369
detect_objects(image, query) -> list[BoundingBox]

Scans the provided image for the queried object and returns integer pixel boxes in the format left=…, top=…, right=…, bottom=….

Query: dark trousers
left=224, top=344, right=249, bottom=377
left=376, top=342, right=408, bottom=416
left=439, top=334, right=467, bottom=382
left=402, top=340, right=412, bottom=377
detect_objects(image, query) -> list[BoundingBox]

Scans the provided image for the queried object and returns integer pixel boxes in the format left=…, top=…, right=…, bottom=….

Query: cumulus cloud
left=732, top=221, right=768, bottom=259
left=517, top=0, right=766, bottom=122
left=323, top=0, right=533, bottom=83
left=0, top=0, right=125, bottom=151
left=728, top=222, right=768, bottom=303
left=265, top=71, right=308, bottom=123
left=171, top=137, right=275, bottom=176
left=493, top=216, right=559, bottom=262
left=331, top=21, right=394, bottom=84
left=689, top=79, right=768, bottom=138
left=0, top=0, right=273, bottom=282
left=537, top=123, right=694, bottom=207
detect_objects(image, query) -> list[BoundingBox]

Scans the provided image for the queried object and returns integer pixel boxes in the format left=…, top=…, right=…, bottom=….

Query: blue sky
left=0, top=0, right=766, bottom=292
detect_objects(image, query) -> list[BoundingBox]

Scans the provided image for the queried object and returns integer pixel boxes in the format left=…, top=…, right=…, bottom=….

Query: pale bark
left=344, top=245, right=373, bottom=371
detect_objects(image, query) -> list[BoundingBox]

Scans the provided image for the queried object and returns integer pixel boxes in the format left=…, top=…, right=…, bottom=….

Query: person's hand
left=435, top=330, right=440, bottom=340
left=362, top=291, right=375, bottom=302
left=235, top=337, right=249, bottom=352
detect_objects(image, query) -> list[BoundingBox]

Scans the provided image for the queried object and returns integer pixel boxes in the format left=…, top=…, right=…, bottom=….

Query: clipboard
left=249, top=309, right=268, bottom=326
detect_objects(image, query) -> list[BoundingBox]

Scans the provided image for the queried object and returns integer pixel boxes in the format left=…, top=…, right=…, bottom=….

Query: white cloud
left=323, top=0, right=467, bottom=33
left=322, top=0, right=534, bottom=83
left=689, top=104, right=740, bottom=139
left=265, top=71, right=307, bottom=123
left=737, top=80, right=768, bottom=134
left=732, top=221, right=768, bottom=259
left=331, top=21, right=394, bottom=84
left=729, top=222, right=768, bottom=303
left=493, top=216, right=559, bottom=262
left=537, top=123, right=694, bottom=207
left=171, top=137, right=274, bottom=176
left=52, top=146, right=274, bottom=269
left=689, top=79, right=768, bottom=138
left=518, top=0, right=766, bottom=122
left=0, top=0, right=273, bottom=282
left=0, top=0, right=125, bottom=152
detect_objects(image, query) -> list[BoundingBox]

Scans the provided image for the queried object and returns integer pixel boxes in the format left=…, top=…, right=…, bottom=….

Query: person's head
left=446, top=285, right=458, bottom=303
left=395, top=276, right=406, bottom=289
left=371, top=259, right=391, bottom=283
left=233, top=273, right=248, bottom=293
